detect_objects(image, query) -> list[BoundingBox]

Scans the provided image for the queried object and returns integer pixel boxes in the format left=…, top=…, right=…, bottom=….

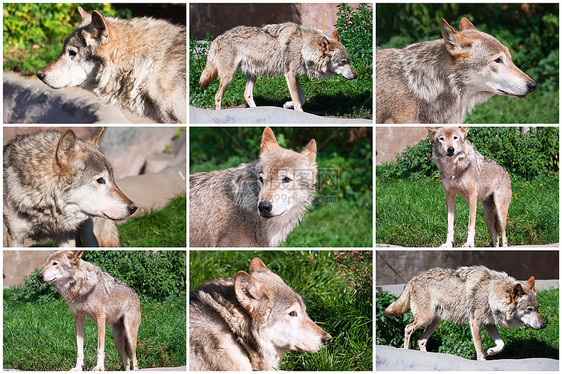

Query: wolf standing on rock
left=37, top=7, right=186, bottom=123
left=377, top=17, right=537, bottom=123
left=200, top=22, right=357, bottom=111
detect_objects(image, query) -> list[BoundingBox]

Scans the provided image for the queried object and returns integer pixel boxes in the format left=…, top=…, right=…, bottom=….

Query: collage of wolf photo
left=0, top=1, right=560, bottom=373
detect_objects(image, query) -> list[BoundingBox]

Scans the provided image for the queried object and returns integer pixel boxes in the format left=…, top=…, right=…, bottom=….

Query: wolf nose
left=527, top=80, right=537, bottom=93
left=322, top=333, right=332, bottom=344
left=258, top=201, right=272, bottom=215
left=447, top=147, right=455, bottom=156
left=37, top=273, right=44, bottom=282
left=128, top=205, right=138, bottom=215
left=36, top=70, right=45, bottom=81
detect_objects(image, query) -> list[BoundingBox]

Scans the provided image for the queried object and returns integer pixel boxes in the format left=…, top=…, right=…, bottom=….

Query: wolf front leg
left=469, top=318, right=487, bottom=361
left=483, top=325, right=505, bottom=357
left=440, top=189, right=456, bottom=247
left=283, top=70, right=305, bottom=111
left=463, top=188, right=478, bottom=247
left=92, top=313, right=106, bottom=371
left=71, top=312, right=86, bottom=371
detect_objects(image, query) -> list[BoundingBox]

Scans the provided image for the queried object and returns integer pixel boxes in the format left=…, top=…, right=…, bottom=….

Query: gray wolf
left=427, top=126, right=512, bottom=247
left=376, top=17, right=537, bottom=123
left=37, top=7, right=186, bottom=124
left=3, top=128, right=137, bottom=247
left=190, top=257, right=331, bottom=370
left=385, top=265, right=546, bottom=361
left=190, top=127, right=316, bottom=247
left=199, top=22, right=357, bottom=111
left=37, top=250, right=141, bottom=371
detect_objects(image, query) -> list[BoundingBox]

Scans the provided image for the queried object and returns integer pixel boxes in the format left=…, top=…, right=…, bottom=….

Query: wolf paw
left=91, top=365, right=105, bottom=371
left=461, top=242, right=474, bottom=248
left=439, top=242, right=453, bottom=248
left=283, top=101, right=295, bottom=109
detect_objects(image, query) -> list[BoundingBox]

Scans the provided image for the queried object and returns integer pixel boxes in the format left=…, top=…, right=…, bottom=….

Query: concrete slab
left=376, top=345, right=558, bottom=371
left=190, top=106, right=372, bottom=124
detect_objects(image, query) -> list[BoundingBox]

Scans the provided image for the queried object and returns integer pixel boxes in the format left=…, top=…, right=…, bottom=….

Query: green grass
left=376, top=288, right=559, bottom=360
left=3, top=290, right=186, bottom=370
left=284, top=200, right=372, bottom=247
left=190, top=251, right=372, bottom=371
left=465, top=90, right=559, bottom=124
left=119, top=195, right=186, bottom=247
left=376, top=168, right=558, bottom=247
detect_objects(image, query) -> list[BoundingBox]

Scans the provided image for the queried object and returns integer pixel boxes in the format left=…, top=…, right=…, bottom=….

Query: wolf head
left=256, top=127, right=317, bottom=220
left=234, top=258, right=331, bottom=364
left=56, top=128, right=137, bottom=220
left=427, top=126, right=469, bottom=157
left=441, top=18, right=537, bottom=99
left=37, top=250, right=83, bottom=285
left=509, top=276, right=547, bottom=330
left=36, top=7, right=109, bottom=89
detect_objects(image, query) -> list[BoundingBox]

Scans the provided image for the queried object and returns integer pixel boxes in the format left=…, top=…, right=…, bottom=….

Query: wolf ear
left=89, top=127, right=105, bottom=146
left=525, top=276, right=536, bottom=291
left=510, top=283, right=526, bottom=303
left=331, top=30, right=341, bottom=43
left=441, top=19, right=473, bottom=57
left=77, top=7, right=91, bottom=23
left=249, top=258, right=270, bottom=273
left=301, top=139, right=317, bottom=164
left=459, top=17, right=478, bottom=32
left=82, top=10, right=110, bottom=46
left=460, top=126, right=470, bottom=137
left=56, top=130, right=82, bottom=171
left=260, top=127, right=279, bottom=153
left=234, top=271, right=266, bottom=312
left=426, top=127, right=437, bottom=135
left=67, top=251, right=84, bottom=266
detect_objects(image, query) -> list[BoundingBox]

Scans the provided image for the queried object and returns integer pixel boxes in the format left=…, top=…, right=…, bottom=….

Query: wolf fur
left=3, top=128, right=137, bottom=247
left=200, top=22, right=357, bottom=111
left=385, top=266, right=546, bottom=360
left=37, top=250, right=141, bottom=371
left=37, top=7, right=186, bottom=123
left=377, top=17, right=537, bottom=123
left=190, top=257, right=331, bottom=370
left=427, top=126, right=512, bottom=247
left=190, top=127, right=316, bottom=247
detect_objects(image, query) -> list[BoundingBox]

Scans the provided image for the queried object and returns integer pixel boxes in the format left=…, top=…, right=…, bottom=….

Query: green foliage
left=190, top=251, right=372, bottom=370
left=382, top=127, right=559, bottom=181
left=119, top=195, right=186, bottom=247
left=189, top=5, right=373, bottom=118
left=336, top=3, right=373, bottom=77
left=3, top=3, right=131, bottom=75
left=6, top=251, right=186, bottom=303
left=376, top=289, right=559, bottom=360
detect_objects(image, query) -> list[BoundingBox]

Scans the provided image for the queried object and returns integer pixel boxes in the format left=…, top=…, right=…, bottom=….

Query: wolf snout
left=258, top=201, right=273, bottom=216
left=527, top=80, right=538, bottom=93
left=37, top=273, right=50, bottom=284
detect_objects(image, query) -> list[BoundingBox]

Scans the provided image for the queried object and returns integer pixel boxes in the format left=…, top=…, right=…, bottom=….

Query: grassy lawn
left=465, top=90, right=559, bottom=124
left=3, top=290, right=186, bottom=370
left=190, top=251, right=373, bottom=371
left=376, top=169, right=559, bottom=247
left=376, top=288, right=559, bottom=360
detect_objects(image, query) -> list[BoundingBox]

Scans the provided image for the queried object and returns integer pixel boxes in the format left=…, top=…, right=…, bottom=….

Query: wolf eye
left=258, top=176, right=264, bottom=184
left=52, top=262, right=58, bottom=266
left=289, top=311, right=298, bottom=317
left=453, top=136, right=458, bottom=140
left=495, top=57, right=503, bottom=64
left=68, top=49, right=77, bottom=58
left=96, top=177, right=106, bottom=184
left=282, top=177, right=292, bottom=183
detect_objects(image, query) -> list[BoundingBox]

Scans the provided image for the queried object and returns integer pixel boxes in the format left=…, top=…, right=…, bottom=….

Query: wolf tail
left=199, top=42, right=218, bottom=89
left=384, top=283, right=412, bottom=316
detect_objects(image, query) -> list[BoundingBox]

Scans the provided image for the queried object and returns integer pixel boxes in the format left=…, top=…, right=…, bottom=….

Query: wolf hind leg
left=404, top=314, right=435, bottom=349
left=417, top=319, right=441, bottom=351
left=112, top=319, right=130, bottom=370
left=244, top=75, right=257, bottom=107
left=214, top=65, right=237, bottom=110
left=482, top=197, right=499, bottom=247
